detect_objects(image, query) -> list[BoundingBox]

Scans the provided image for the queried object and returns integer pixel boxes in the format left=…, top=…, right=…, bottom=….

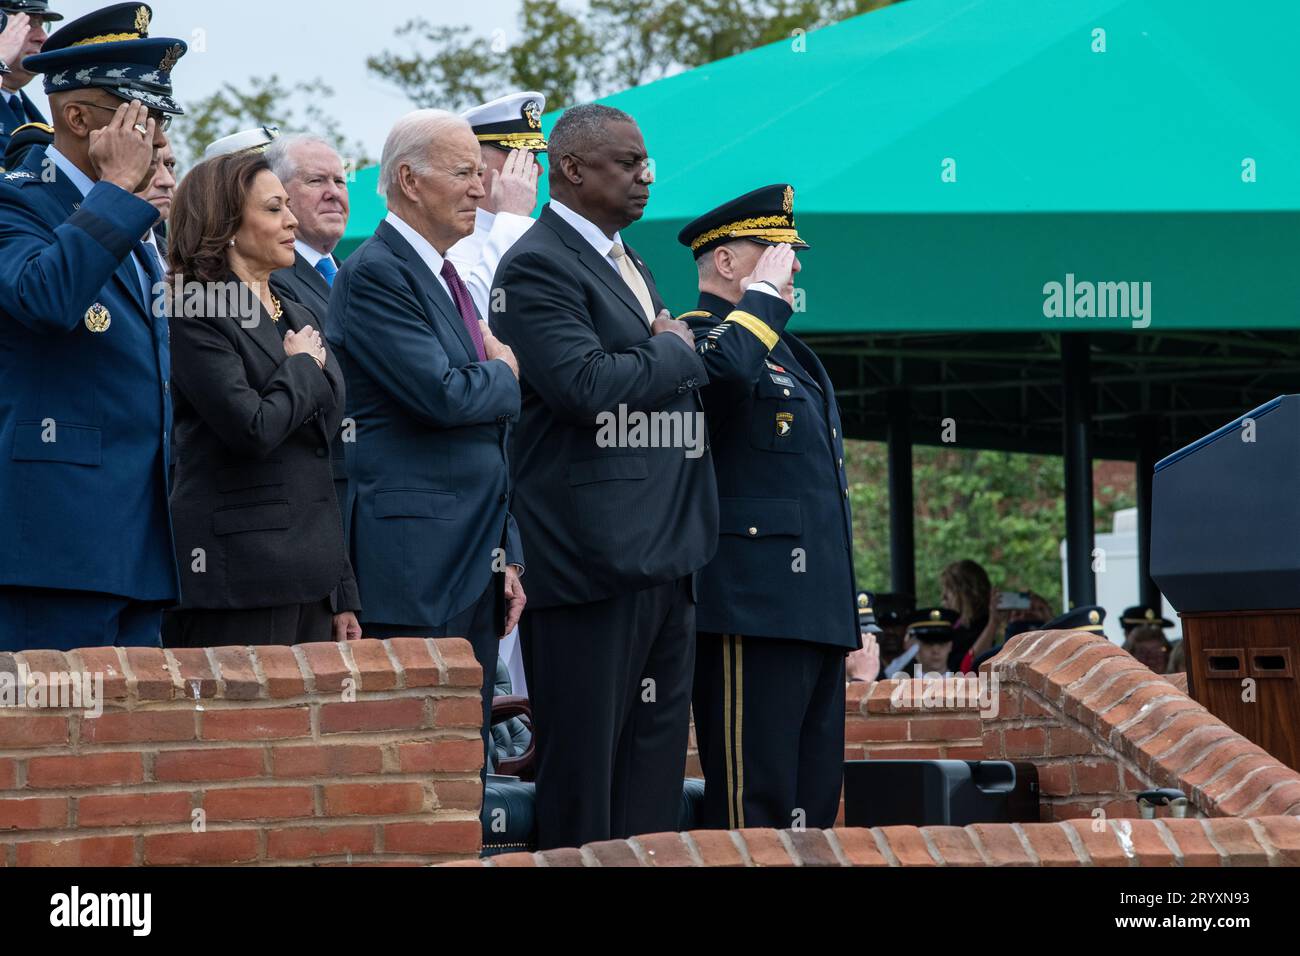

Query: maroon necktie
left=440, top=259, right=487, bottom=362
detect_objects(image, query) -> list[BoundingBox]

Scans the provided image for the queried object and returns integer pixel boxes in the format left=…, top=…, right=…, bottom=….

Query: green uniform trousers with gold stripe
left=693, top=632, right=845, bottom=830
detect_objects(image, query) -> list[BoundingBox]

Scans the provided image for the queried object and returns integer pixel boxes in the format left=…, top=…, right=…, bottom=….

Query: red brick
left=863, top=745, right=946, bottom=759
left=1002, top=726, right=1047, bottom=758
left=320, top=698, right=424, bottom=734
left=323, top=783, right=425, bottom=816
left=143, top=830, right=260, bottom=865
left=77, top=792, right=193, bottom=827
left=1201, top=818, right=1269, bottom=866
left=254, top=645, right=307, bottom=698
left=785, top=828, right=843, bottom=866
left=26, top=752, right=143, bottom=789
left=79, top=710, right=195, bottom=744
left=267, top=825, right=376, bottom=860
left=382, top=820, right=483, bottom=856
left=15, top=649, right=70, bottom=677
left=433, top=638, right=481, bottom=688
left=153, top=747, right=265, bottom=782
left=433, top=696, right=485, bottom=729
left=388, top=639, right=442, bottom=688
left=347, top=641, right=399, bottom=691
left=434, top=780, right=484, bottom=811
left=944, top=744, right=987, bottom=760
left=829, top=828, right=888, bottom=866
left=1073, top=759, right=1121, bottom=794
left=1216, top=767, right=1300, bottom=817
left=210, top=647, right=261, bottom=701
left=969, top=823, right=1034, bottom=865
left=1112, top=819, right=1178, bottom=866
left=0, top=797, right=66, bottom=830
left=397, top=739, right=483, bottom=774
left=1133, top=710, right=1221, bottom=772
left=537, top=847, right=586, bottom=867
left=271, top=744, right=384, bottom=778
left=877, top=825, right=937, bottom=866
left=1022, top=824, right=1085, bottom=866
left=0, top=759, right=17, bottom=790
left=1044, top=644, right=1123, bottom=699
left=16, top=836, right=135, bottom=867
left=204, top=786, right=315, bottom=821
left=202, top=707, right=311, bottom=741
left=124, top=647, right=177, bottom=700
left=1248, top=781, right=1300, bottom=817
left=1019, top=695, right=1056, bottom=719
left=686, top=830, right=744, bottom=867
left=1062, top=657, right=1137, bottom=723
left=907, top=717, right=983, bottom=741
left=0, top=714, right=69, bottom=748
left=68, top=647, right=129, bottom=700
left=297, top=643, right=352, bottom=693
left=1060, top=819, right=1133, bottom=866
left=1157, top=819, right=1222, bottom=867
left=1037, top=761, right=1074, bottom=796
left=1047, top=726, right=1096, bottom=757
left=489, top=851, right=537, bottom=867
left=1093, top=682, right=1173, bottom=738
left=169, top=647, right=218, bottom=698
left=1253, top=816, right=1300, bottom=866
left=995, top=689, right=1022, bottom=719
left=580, top=837, right=640, bottom=866
left=923, top=826, right=983, bottom=866
left=634, top=832, right=696, bottom=868
left=736, top=829, right=795, bottom=867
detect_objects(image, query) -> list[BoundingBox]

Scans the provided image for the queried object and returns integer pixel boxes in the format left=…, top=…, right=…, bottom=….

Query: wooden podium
left=1180, top=609, right=1300, bottom=772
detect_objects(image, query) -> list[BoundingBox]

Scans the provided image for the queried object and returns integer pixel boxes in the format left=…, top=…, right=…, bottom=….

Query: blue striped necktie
left=315, top=256, right=338, bottom=287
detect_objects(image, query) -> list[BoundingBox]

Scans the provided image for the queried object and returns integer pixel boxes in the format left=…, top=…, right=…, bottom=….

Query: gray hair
left=547, top=103, right=635, bottom=168
left=264, top=133, right=339, bottom=184
left=378, top=109, right=471, bottom=201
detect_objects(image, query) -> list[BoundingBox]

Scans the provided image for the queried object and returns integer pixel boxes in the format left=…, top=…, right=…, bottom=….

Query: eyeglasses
left=72, top=101, right=172, bottom=133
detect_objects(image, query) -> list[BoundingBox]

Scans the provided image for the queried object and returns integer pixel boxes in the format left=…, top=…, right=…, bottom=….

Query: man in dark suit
left=675, top=185, right=860, bottom=831
left=0, top=6, right=185, bottom=651
left=493, top=103, right=718, bottom=850
left=326, top=109, right=526, bottom=782
left=0, top=2, right=57, bottom=162
left=267, top=134, right=354, bottom=595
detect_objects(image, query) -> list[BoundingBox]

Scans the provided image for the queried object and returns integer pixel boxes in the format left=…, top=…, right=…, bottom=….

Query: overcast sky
left=26, top=0, right=529, bottom=157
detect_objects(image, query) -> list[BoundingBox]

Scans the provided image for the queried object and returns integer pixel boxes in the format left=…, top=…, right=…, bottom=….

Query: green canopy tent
left=338, top=0, right=1300, bottom=607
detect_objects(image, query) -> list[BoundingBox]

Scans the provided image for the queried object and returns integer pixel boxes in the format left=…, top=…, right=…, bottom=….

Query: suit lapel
left=377, top=220, right=478, bottom=362
left=540, top=205, right=651, bottom=331
left=293, top=253, right=332, bottom=316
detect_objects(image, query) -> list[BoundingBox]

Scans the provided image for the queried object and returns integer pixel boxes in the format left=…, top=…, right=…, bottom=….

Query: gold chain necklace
left=270, top=294, right=283, bottom=323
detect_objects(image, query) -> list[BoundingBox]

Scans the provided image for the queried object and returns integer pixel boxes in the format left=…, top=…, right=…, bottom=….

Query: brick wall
left=472, top=630, right=1300, bottom=867
left=0, top=639, right=485, bottom=866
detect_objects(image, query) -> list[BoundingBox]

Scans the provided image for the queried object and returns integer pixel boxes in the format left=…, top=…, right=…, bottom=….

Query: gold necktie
left=610, top=242, right=656, bottom=327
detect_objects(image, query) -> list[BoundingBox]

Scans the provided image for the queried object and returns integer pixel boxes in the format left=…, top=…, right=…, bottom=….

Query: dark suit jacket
left=685, top=289, right=859, bottom=651
left=0, top=90, right=47, bottom=167
left=169, top=288, right=358, bottom=611
left=325, top=219, right=522, bottom=628
left=270, top=252, right=350, bottom=507
left=0, top=145, right=178, bottom=604
left=492, top=204, right=718, bottom=608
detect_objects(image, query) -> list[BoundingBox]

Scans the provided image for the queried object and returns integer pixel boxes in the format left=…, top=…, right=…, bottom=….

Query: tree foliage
left=168, top=74, right=372, bottom=170
left=846, top=441, right=1136, bottom=612
left=367, top=0, right=903, bottom=111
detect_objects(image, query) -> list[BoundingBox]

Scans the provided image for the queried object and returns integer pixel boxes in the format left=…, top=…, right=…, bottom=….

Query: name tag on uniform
left=769, top=373, right=795, bottom=388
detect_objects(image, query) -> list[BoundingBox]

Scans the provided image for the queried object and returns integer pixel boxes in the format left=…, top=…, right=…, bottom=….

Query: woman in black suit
left=163, top=151, right=361, bottom=647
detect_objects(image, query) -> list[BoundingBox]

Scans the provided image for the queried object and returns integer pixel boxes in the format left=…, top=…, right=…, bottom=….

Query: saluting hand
left=88, top=100, right=157, bottom=194
left=487, top=148, right=540, bottom=218
left=0, top=13, right=30, bottom=66
left=741, top=243, right=796, bottom=303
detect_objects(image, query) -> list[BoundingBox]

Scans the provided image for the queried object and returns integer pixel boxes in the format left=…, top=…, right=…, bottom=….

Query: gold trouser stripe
left=734, top=635, right=745, bottom=830
left=726, top=310, right=779, bottom=351
left=722, top=635, right=736, bottom=830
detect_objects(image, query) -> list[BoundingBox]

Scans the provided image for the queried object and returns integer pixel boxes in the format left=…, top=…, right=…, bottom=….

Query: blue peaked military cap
left=23, top=3, right=187, bottom=114
left=1044, top=605, right=1106, bottom=634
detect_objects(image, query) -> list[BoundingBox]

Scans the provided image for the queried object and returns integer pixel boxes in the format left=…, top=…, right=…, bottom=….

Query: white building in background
left=1060, top=507, right=1182, bottom=647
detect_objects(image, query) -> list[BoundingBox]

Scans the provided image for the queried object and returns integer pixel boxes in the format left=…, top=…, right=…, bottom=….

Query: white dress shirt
left=294, top=239, right=336, bottom=273
left=383, top=211, right=457, bottom=307
left=446, top=206, right=535, bottom=325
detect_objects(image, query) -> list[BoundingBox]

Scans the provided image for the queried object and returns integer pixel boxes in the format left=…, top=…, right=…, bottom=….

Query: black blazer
left=168, top=283, right=359, bottom=611
left=270, top=253, right=351, bottom=501
left=493, top=204, right=719, bottom=608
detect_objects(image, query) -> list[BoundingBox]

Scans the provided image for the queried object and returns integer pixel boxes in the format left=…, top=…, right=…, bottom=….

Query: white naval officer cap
left=461, top=91, right=547, bottom=153
left=203, top=125, right=281, bottom=161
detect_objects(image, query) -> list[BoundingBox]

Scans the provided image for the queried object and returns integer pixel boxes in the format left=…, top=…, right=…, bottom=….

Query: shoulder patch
left=3, top=171, right=35, bottom=181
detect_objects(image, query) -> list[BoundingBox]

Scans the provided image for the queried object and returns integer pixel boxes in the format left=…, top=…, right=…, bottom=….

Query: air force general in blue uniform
left=0, top=4, right=186, bottom=650
left=679, top=184, right=860, bottom=831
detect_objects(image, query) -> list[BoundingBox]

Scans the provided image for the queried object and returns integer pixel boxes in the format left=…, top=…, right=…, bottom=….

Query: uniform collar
left=697, top=290, right=739, bottom=318
left=45, top=144, right=95, bottom=198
